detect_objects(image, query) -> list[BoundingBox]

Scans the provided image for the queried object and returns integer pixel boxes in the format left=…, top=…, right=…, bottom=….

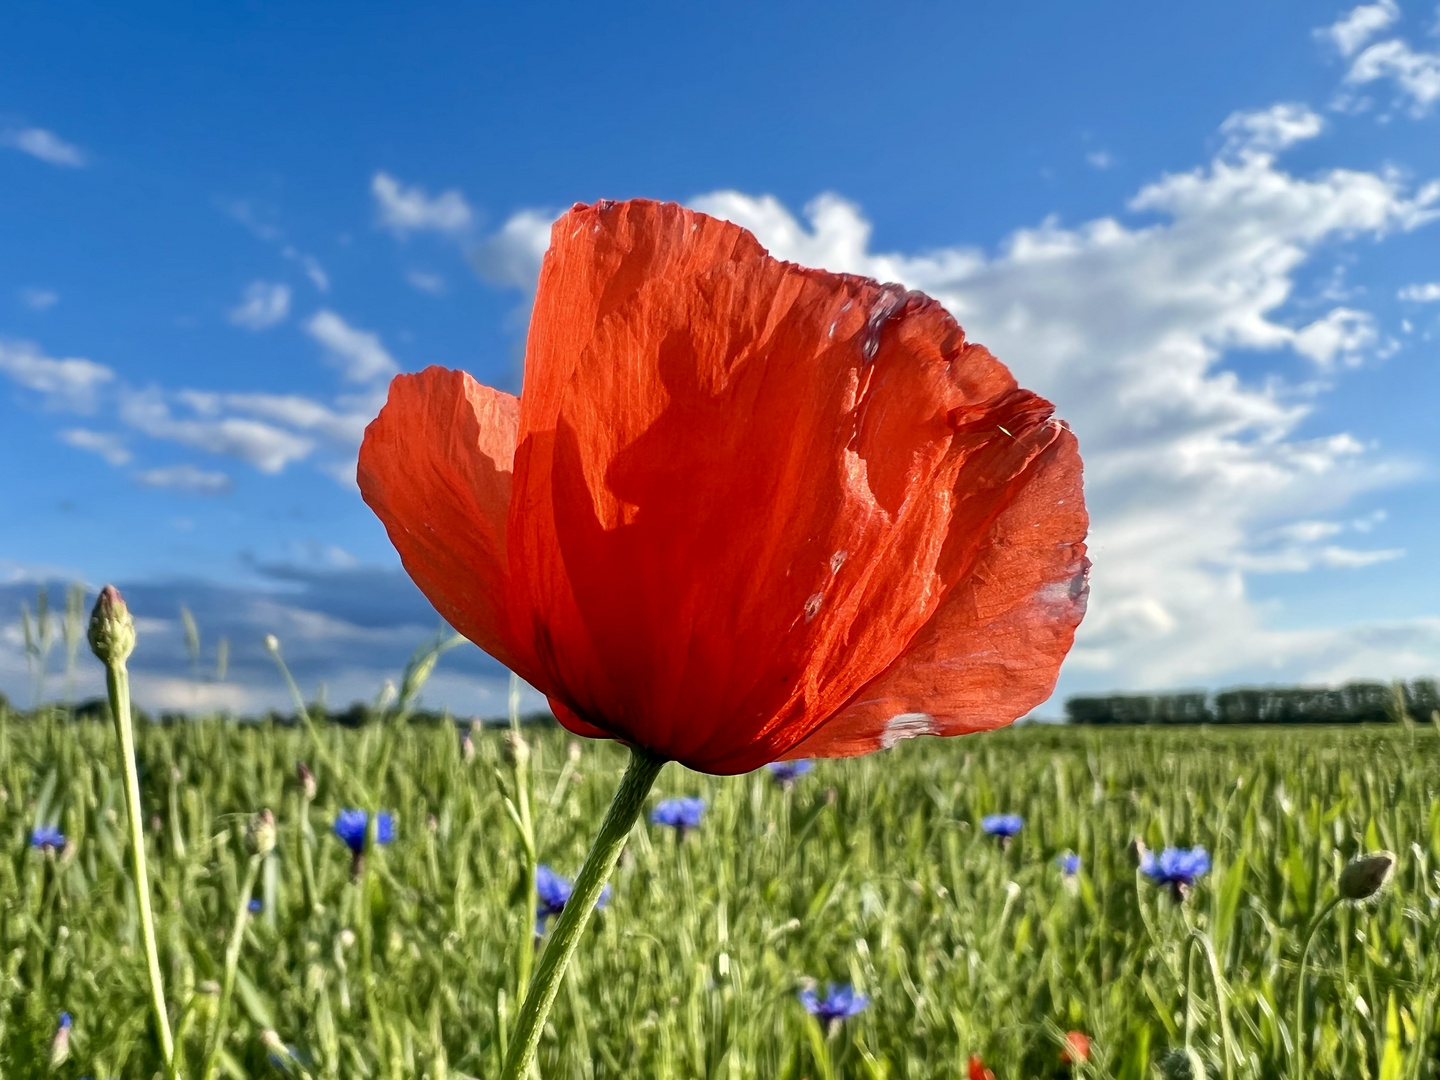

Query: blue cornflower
left=766, top=760, right=814, bottom=787
left=651, top=797, right=706, bottom=837
left=980, top=814, right=1024, bottom=839
left=1141, top=846, right=1211, bottom=900
left=31, top=825, right=65, bottom=851
left=333, top=809, right=395, bottom=854
left=1058, top=852, right=1082, bottom=876
left=799, top=983, right=870, bottom=1026
left=248, top=898, right=263, bottom=915
left=534, top=863, right=612, bottom=934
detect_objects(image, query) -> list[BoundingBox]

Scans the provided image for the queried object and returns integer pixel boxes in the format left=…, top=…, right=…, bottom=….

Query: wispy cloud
left=19, top=288, right=58, bottom=311
left=304, top=310, right=397, bottom=383
left=0, top=126, right=87, bottom=167
left=1398, top=281, right=1440, bottom=301
left=1219, top=102, right=1325, bottom=156
left=0, top=340, right=114, bottom=411
left=228, top=281, right=292, bottom=330
left=372, top=172, right=473, bottom=236
left=60, top=428, right=131, bottom=466
left=222, top=199, right=330, bottom=292
left=1321, top=2, right=1440, bottom=116
left=406, top=269, right=446, bottom=295
left=134, top=463, right=235, bottom=495
left=119, top=388, right=315, bottom=474
left=1317, top=0, right=1399, bottom=56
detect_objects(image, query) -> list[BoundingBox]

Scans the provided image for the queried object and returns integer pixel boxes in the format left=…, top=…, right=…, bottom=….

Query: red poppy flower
left=968, top=1054, right=996, bottom=1080
left=1061, top=1030, right=1091, bottom=1064
left=358, top=199, right=1088, bottom=775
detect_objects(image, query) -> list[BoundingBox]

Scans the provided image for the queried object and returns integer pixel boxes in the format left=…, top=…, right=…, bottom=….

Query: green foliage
left=1, top=716, right=1439, bottom=1078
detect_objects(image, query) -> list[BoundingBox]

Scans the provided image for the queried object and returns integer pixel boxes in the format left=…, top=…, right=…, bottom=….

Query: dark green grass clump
left=3, top=715, right=1439, bottom=1078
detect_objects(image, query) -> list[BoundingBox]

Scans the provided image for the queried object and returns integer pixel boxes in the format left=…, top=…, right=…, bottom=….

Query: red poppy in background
left=358, top=199, right=1088, bottom=775
left=1061, top=1030, right=1091, bottom=1064
left=968, top=1054, right=996, bottom=1080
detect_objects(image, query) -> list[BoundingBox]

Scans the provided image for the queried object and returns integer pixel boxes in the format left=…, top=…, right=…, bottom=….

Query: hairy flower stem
left=202, top=853, right=262, bottom=1080
left=1292, top=896, right=1342, bottom=1080
left=507, top=675, right=539, bottom=1005
left=105, top=658, right=177, bottom=1073
left=499, top=747, right=665, bottom=1080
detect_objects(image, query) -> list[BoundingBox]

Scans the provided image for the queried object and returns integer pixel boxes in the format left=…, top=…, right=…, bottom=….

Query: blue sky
left=2, top=0, right=1438, bottom=716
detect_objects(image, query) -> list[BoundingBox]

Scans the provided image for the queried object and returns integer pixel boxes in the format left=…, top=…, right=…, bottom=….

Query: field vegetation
left=4, top=692, right=1440, bottom=1078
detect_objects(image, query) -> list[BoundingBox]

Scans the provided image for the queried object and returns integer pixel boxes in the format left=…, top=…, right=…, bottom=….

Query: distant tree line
left=1066, top=680, right=1440, bottom=726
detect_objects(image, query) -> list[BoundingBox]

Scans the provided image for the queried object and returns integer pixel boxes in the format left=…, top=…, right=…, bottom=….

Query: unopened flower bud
left=502, top=729, right=530, bottom=768
left=1339, top=851, right=1396, bottom=901
left=264, top=634, right=280, bottom=654
left=50, top=1013, right=72, bottom=1067
left=88, top=585, right=135, bottom=665
left=297, top=761, right=317, bottom=800
left=246, top=808, right=277, bottom=857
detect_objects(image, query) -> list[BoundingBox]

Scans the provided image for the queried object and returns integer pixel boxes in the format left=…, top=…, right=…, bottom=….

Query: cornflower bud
left=246, top=808, right=277, bottom=857
left=1339, top=850, right=1396, bottom=901
left=50, top=1012, right=72, bottom=1067
left=296, top=761, right=317, bottom=800
left=87, top=585, right=135, bottom=665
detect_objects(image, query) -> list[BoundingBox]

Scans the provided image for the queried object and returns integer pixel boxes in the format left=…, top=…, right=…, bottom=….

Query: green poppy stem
left=499, top=746, right=665, bottom=1080
left=105, top=657, right=177, bottom=1073
left=1291, top=895, right=1342, bottom=1080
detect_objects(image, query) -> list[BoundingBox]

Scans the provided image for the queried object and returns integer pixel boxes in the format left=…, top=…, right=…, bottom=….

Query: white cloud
left=406, top=269, right=446, bottom=294
left=228, top=281, right=292, bottom=330
left=222, top=200, right=330, bottom=292
left=1086, top=150, right=1115, bottom=170
left=472, top=208, right=558, bottom=290
left=1219, top=103, right=1325, bottom=157
left=1399, top=281, right=1440, bottom=300
left=304, top=310, right=397, bottom=383
left=134, top=464, right=235, bottom=495
left=1291, top=306, right=1379, bottom=368
left=1318, top=0, right=1400, bottom=56
left=119, top=388, right=314, bottom=474
left=20, top=288, right=58, bottom=311
left=372, top=172, right=473, bottom=236
left=0, top=340, right=114, bottom=411
left=475, top=108, right=1440, bottom=691
left=0, top=126, right=86, bottom=167
left=1347, top=39, right=1440, bottom=114
left=60, top=428, right=131, bottom=466
left=1323, top=2, right=1440, bottom=117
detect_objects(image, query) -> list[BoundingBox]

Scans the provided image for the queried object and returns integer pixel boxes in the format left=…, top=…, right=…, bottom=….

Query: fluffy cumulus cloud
left=473, top=105, right=1440, bottom=694
left=372, top=172, right=473, bottom=236
left=1321, top=1, right=1440, bottom=115
left=0, top=126, right=87, bottom=167
left=228, top=281, right=292, bottom=330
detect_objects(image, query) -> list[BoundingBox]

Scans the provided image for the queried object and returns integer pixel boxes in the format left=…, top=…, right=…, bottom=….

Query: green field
left=4, top=711, right=1439, bottom=1079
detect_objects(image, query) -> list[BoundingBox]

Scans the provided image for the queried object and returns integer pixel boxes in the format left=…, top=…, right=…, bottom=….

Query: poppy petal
left=506, top=199, right=1085, bottom=772
left=358, top=366, right=536, bottom=679
left=782, top=425, right=1088, bottom=759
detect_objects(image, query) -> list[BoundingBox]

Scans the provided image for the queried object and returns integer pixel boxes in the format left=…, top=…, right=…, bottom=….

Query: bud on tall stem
left=89, top=585, right=175, bottom=1074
